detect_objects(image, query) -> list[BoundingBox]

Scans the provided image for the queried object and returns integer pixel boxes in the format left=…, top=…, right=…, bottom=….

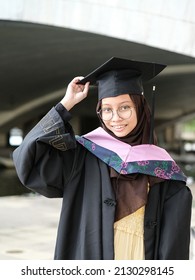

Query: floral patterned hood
left=76, top=127, right=186, bottom=182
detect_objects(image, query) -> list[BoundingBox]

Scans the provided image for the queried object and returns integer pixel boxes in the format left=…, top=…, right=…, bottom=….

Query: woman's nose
left=111, top=110, right=122, bottom=121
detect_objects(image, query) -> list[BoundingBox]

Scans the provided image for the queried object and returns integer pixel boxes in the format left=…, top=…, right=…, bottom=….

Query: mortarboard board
left=77, top=57, right=166, bottom=100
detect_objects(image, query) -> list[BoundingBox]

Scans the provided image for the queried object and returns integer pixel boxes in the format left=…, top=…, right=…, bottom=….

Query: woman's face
left=101, top=94, right=137, bottom=137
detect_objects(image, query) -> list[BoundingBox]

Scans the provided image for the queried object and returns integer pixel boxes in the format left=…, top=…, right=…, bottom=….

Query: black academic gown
left=13, top=107, right=192, bottom=260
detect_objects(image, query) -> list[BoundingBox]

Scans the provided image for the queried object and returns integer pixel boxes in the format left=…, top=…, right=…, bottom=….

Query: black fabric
left=77, top=57, right=166, bottom=85
left=144, top=181, right=192, bottom=260
left=97, top=69, right=143, bottom=99
left=13, top=106, right=192, bottom=260
left=55, top=102, right=72, bottom=121
left=78, top=57, right=166, bottom=100
left=77, top=57, right=166, bottom=100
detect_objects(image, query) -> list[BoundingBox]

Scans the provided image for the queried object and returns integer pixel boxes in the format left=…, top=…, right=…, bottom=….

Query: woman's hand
left=60, top=77, right=90, bottom=111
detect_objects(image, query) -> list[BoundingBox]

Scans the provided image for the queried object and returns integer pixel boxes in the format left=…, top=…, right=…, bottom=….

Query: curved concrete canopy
left=0, top=20, right=195, bottom=132
left=1, top=0, right=195, bottom=57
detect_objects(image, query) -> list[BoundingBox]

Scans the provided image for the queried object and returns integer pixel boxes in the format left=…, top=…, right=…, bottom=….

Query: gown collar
left=76, top=127, right=187, bottom=182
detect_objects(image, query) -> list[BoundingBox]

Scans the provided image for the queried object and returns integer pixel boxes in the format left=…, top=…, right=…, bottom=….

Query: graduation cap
left=77, top=57, right=166, bottom=100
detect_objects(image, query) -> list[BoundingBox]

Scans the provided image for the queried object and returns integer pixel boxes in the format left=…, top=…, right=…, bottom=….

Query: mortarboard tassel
left=149, top=85, right=156, bottom=144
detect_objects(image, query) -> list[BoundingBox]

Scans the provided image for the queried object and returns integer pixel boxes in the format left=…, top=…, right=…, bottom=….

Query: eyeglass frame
left=97, top=105, right=135, bottom=121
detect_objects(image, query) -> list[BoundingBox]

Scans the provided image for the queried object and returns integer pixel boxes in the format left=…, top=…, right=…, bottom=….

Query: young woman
left=13, top=57, right=192, bottom=260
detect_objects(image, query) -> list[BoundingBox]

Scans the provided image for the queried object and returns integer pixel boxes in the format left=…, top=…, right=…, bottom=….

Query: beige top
left=114, top=206, right=145, bottom=260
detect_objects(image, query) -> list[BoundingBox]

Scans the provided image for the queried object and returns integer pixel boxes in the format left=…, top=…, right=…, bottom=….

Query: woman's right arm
left=13, top=77, right=90, bottom=198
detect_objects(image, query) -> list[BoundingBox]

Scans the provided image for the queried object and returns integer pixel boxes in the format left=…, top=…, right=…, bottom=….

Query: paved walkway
left=0, top=185, right=194, bottom=260
left=0, top=194, right=61, bottom=260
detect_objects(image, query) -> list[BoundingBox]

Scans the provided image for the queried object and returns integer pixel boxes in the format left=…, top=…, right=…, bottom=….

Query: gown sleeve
left=13, top=106, right=80, bottom=198
left=158, top=183, right=192, bottom=259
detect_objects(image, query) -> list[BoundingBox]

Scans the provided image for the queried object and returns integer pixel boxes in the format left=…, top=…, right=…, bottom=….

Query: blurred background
left=0, top=0, right=195, bottom=259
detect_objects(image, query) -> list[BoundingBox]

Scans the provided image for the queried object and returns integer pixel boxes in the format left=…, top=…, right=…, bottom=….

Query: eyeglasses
left=98, top=105, right=134, bottom=121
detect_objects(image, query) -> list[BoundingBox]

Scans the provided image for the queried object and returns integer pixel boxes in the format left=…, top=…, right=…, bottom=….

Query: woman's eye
left=119, top=105, right=130, bottom=111
left=102, top=108, right=112, bottom=113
